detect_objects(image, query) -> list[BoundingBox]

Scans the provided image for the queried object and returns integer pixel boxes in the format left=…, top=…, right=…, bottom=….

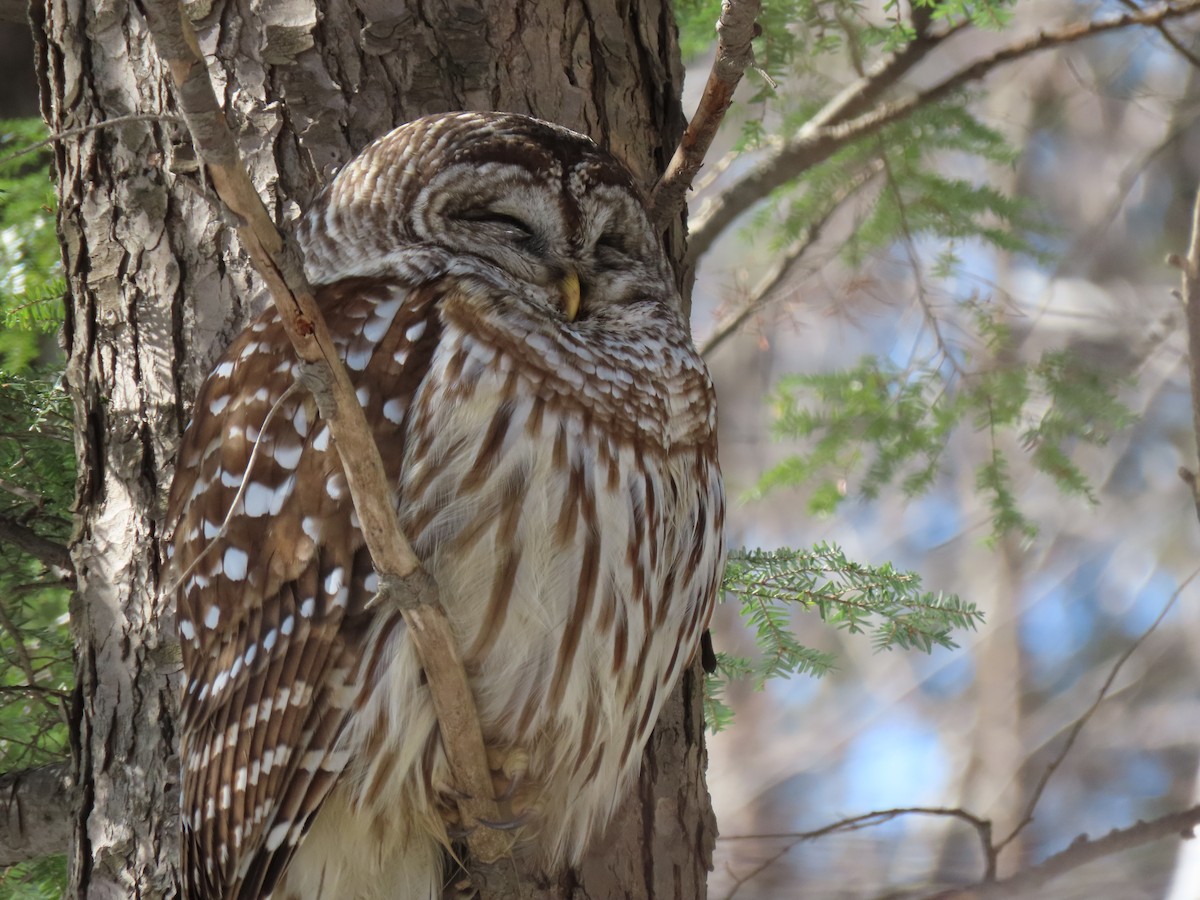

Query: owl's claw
left=488, top=747, right=529, bottom=802
left=474, top=809, right=533, bottom=832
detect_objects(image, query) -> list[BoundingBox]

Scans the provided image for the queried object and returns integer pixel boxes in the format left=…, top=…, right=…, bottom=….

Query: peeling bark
left=34, top=0, right=711, bottom=895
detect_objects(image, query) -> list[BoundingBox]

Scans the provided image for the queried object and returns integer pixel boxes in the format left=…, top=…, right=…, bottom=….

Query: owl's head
left=298, top=112, right=677, bottom=325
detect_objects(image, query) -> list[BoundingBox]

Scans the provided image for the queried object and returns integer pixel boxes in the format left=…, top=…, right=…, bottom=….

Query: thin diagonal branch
left=995, top=566, right=1200, bottom=855
left=699, top=159, right=883, bottom=358
left=0, top=114, right=186, bottom=167
left=650, top=0, right=761, bottom=227
left=138, top=0, right=511, bottom=890
left=688, top=0, right=1200, bottom=262
left=1117, top=0, right=1200, bottom=67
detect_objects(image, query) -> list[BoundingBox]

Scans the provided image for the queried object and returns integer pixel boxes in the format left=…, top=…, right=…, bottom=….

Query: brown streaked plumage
left=167, top=111, right=725, bottom=900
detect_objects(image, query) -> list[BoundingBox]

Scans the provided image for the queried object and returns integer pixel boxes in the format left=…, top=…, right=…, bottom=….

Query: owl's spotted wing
left=168, top=278, right=441, bottom=900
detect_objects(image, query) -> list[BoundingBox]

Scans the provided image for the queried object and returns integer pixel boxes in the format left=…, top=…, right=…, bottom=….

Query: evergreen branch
left=724, top=547, right=982, bottom=655
left=689, top=0, right=1200, bottom=260
left=651, top=0, right=762, bottom=226
left=0, top=516, right=72, bottom=576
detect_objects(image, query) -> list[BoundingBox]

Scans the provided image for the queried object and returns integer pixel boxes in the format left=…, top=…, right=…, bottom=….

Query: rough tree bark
left=32, top=0, right=715, bottom=896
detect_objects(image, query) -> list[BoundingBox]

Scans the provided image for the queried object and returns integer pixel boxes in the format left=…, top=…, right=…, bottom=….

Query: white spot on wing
left=383, top=399, right=405, bottom=423
left=223, top=547, right=249, bottom=581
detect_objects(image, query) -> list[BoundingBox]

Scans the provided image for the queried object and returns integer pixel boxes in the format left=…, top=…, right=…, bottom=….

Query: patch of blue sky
left=900, top=491, right=963, bottom=551
left=1020, top=574, right=1098, bottom=685
left=842, top=715, right=951, bottom=816
left=917, top=645, right=975, bottom=700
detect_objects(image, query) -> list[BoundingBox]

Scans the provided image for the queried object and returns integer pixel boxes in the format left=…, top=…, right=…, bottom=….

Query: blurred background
left=684, top=1, right=1200, bottom=897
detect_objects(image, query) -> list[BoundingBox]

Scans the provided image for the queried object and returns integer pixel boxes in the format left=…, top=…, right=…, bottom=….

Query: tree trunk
left=33, top=0, right=714, bottom=896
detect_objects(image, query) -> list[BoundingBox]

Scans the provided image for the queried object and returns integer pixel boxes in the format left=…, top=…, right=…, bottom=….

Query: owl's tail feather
left=274, top=788, right=444, bottom=900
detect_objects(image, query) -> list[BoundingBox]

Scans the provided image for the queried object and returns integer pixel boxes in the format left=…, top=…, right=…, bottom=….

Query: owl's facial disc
left=412, top=159, right=671, bottom=323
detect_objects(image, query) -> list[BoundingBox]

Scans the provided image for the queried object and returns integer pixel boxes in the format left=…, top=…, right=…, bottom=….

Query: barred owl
left=167, top=111, right=725, bottom=900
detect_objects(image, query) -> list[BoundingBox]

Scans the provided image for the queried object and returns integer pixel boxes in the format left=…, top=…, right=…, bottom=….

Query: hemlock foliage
left=0, top=120, right=73, bottom=897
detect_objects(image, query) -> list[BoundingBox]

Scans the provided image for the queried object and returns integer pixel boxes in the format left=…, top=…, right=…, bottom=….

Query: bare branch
left=1117, top=0, right=1200, bottom=68
left=0, top=516, right=72, bottom=576
left=718, top=807, right=995, bottom=900
left=650, top=0, right=761, bottom=227
left=699, top=160, right=883, bottom=358
left=139, top=0, right=512, bottom=886
left=996, top=566, right=1200, bottom=854
left=688, top=1, right=1200, bottom=262
left=1175, top=184, right=1200, bottom=524
left=0, top=113, right=185, bottom=167
left=0, top=479, right=44, bottom=506
left=934, top=805, right=1200, bottom=899
left=0, top=761, right=75, bottom=866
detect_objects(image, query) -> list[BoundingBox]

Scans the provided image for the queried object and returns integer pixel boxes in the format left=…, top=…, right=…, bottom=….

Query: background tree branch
left=650, top=0, right=761, bottom=226
left=0, top=761, right=75, bottom=866
left=688, top=0, right=1200, bottom=263
left=0, top=515, right=71, bottom=576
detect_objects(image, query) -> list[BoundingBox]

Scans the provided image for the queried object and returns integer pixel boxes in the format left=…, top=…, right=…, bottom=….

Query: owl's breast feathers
left=170, top=270, right=723, bottom=898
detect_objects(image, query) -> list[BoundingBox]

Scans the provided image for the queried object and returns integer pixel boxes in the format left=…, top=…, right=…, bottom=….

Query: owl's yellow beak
left=560, top=272, right=581, bottom=323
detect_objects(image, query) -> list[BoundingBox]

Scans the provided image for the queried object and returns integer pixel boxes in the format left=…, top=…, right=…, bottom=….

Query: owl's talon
left=487, top=746, right=530, bottom=803
left=475, top=810, right=533, bottom=832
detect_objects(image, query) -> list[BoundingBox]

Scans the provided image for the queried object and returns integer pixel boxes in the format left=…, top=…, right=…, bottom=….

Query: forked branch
left=689, top=0, right=1200, bottom=262
left=650, top=0, right=762, bottom=227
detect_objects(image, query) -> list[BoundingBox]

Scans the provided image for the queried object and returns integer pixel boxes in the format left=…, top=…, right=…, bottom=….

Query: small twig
left=699, top=160, right=883, bottom=358
left=1116, top=0, right=1200, bottom=68
left=649, top=0, right=762, bottom=226
left=995, top=566, right=1200, bottom=855
left=877, top=143, right=965, bottom=379
left=0, top=601, right=67, bottom=727
left=719, top=807, right=995, bottom=900
left=162, top=383, right=301, bottom=596
left=138, top=0, right=510, bottom=885
left=0, top=113, right=185, bottom=167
